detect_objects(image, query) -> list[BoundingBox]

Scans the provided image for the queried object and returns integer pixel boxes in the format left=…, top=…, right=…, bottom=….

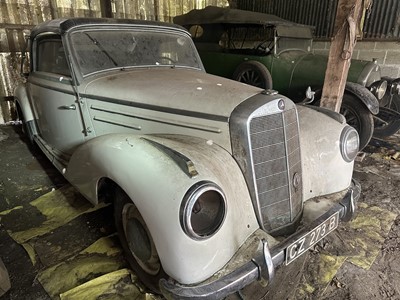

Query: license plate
left=285, top=212, right=339, bottom=265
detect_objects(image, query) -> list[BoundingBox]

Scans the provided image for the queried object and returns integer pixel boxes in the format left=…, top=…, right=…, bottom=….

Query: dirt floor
left=320, top=135, right=400, bottom=300
left=0, top=124, right=399, bottom=300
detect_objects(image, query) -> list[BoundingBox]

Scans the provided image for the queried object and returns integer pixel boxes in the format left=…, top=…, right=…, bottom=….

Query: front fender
left=65, top=134, right=259, bottom=285
left=297, top=105, right=354, bottom=200
left=345, top=82, right=379, bottom=115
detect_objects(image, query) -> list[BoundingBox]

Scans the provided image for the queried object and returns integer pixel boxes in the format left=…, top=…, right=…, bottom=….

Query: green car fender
left=344, top=82, right=379, bottom=115
left=311, top=82, right=379, bottom=115
left=275, top=51, right=379, bottom=115
left=64, top=133, right=259, bottom=285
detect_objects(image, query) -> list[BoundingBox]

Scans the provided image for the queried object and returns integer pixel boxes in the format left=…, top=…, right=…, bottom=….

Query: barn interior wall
left=235, top=0, right=400, bottom=39
left=234, top=0, right=400, bottom=86
left=313, top=40, right=400, bottom=78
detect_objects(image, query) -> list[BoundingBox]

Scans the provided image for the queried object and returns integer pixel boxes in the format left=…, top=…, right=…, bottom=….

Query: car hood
left=290, top=52, right=374, bottom=84
left=275, top=50, right=378, bottom=100
left=82, top=68, right=262, bottom=118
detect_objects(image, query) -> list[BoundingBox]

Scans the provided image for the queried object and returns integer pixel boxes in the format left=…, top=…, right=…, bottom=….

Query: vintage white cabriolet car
left=15, top=18, right=360, bottom=299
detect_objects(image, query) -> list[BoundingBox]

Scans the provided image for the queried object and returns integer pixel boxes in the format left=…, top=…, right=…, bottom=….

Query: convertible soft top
left=173, top=6, right=311, bottom=28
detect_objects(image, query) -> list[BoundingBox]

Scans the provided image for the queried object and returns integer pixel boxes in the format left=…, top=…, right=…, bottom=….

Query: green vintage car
left=174, top=6, right=400, bottom=150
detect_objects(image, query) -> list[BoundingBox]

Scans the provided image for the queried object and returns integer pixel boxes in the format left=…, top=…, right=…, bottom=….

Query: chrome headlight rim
left=370, top=80, right=388, bottom=100
left=340, top=126, right=359, bottom=163
left=180, top=181, right=227, bottom=241
left=389, top=79, right=400, bottom=95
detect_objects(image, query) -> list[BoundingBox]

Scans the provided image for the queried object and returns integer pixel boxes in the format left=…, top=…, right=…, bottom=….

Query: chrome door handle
left=59, top=104, right=76, bottom=110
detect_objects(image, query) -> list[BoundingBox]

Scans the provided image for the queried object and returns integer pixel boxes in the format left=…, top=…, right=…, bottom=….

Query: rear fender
left=65, top=134, right=259, bottom=285
left=344, top=82, right=379, bottom=115
left=14, top=83, right=38, bottom=140
left=14, top=83, right=35, bottom=122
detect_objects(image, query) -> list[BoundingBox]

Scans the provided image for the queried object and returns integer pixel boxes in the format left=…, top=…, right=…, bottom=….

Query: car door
left=28, top=34, right=86, bottom=157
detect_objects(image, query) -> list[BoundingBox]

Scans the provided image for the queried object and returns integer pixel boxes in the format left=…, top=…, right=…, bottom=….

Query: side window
left=36, top=37, right=71, bottom=76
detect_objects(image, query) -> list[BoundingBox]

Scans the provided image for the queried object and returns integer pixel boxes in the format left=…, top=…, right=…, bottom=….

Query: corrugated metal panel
left=363, top=0, right=400, bottom=38
left=236, top=0, right=337, bottom=38
left=236, top=0, right=400, bottom=39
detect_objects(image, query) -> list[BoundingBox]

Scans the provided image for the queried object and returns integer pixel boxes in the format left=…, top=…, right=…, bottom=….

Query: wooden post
left=100, top=0, right=112, bottom=18
left=319, top=0, right=368, bottom=112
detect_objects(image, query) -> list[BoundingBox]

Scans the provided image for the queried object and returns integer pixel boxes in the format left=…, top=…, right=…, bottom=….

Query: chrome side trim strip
left=90, top=105, right=222, bottom=133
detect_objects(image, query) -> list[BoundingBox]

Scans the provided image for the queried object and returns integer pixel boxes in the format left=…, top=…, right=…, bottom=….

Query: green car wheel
left=340, top=94, right=374, bottom=151
left=233, top=61, right=273, bottom=89
left=373, top=95, right=400, bottom=138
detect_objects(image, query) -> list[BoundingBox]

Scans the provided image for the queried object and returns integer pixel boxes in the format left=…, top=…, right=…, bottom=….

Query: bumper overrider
left=160, top=180, right=361, bottom=300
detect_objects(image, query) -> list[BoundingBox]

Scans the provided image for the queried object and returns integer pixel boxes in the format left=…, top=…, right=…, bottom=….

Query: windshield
left=222, top=26, right=274, bottom=50
left=275, top=37, right=312, bottom=53
left=69, top=28, right=202, bottom=76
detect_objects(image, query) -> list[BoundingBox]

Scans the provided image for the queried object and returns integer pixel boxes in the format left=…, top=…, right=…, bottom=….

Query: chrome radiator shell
left=230, top=93, right=303, bottom=234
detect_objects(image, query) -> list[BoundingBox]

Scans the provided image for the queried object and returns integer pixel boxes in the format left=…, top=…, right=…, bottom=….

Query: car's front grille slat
left=230, top=97, right=303, bottom=234
left=249, top=107, right=302, bottom=232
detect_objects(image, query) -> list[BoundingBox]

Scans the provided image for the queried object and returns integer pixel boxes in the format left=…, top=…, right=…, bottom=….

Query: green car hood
left=273, top=50, right=377, bottom=100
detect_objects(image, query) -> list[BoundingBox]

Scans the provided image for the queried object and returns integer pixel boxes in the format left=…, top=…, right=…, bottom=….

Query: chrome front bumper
left=160, top=180, right=361, bottom=300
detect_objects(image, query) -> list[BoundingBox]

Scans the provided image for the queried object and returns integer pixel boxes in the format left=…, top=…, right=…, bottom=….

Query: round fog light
left=340, top=126, right=359, bottom=162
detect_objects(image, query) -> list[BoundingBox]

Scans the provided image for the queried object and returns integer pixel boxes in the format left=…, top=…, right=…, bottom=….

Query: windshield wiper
left=84, top=33, right=118, bottom=67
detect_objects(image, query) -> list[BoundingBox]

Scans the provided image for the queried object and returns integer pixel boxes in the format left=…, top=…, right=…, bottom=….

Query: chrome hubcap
left=122, top=203, right=161, bottom=275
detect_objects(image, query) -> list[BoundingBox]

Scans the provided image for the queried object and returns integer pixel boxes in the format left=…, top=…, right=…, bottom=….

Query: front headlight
left=369, top=80, right=388, bottom=100
left=340, top=126, right=359, bottom=162
left=388, top=78, right=400, bottom=95
left=180, top=181, right=226, bottom=240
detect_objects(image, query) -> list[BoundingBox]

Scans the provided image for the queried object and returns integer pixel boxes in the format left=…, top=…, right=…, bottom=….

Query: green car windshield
left=275, top=37, right=312, bottom=53
left=200, top=25, right=312, bottom=55
left=69, top=28, right=202, bottom=76
left=274, top=25, right=313, bottom=54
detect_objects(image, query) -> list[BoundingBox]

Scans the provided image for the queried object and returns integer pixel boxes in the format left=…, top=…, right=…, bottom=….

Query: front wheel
left=114, top=188, right=166, bottom=293
left=340, top=94, right=374, bottom=150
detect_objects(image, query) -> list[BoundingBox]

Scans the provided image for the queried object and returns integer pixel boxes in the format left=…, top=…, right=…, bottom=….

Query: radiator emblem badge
left=278, top=100, right=285, bottom=111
